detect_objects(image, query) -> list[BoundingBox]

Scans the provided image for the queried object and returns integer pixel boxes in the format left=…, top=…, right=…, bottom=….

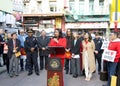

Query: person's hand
left=65, top=49, right=70, bottom=52
left=72, top=53, right=74, bottom=57
left=31, top=48, right=35, bottom=52
left=42, top=47, right=45, bottom=50
left=95, top=50, right=98, bottom=54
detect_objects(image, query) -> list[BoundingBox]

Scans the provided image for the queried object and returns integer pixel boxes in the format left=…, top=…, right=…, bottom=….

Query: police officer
left=93, top=32, right=103, bottom=74
left=24, top=29, right=39, bottom=76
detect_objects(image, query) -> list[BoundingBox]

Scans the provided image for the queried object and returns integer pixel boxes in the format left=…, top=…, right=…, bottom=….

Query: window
left=49, top=2, right=57, bottom=12
left=89, top=1, right=94, bottom=15
left=50, top=6, right=56, bottom=12
left=69, top=0, right=74, bottom=2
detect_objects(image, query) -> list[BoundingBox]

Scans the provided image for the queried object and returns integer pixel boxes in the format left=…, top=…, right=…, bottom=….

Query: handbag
left=65, top=51, right=71, bottom=59
left=100, top=71, right=108, bottom=81
left=100, top=59, right=108, bottom=81
left=15, top=51, right=21, bottom=57
left=20, top=48, right=26, bottom=55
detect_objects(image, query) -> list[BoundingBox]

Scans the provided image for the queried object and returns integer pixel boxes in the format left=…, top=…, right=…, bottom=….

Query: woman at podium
left=48, top=29, right=66, bottom=68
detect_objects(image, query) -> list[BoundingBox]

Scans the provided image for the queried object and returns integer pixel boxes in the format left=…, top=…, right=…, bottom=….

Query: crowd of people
left=0, top=28, right=120, bottom=86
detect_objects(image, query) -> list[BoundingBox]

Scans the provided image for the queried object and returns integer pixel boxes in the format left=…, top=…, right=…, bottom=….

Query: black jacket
left=24, top=36, right=38, bottom=53
left=71, top=38, right=81, bottom=55
left=93, top=38, right=103, bottom=57
left=37, top=36, right=50, bottom=56
left=7, top=39, right=21, bottom=58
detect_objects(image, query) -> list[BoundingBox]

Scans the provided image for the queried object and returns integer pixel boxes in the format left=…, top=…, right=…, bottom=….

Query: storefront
left=22, top=13, right=65, bottom=35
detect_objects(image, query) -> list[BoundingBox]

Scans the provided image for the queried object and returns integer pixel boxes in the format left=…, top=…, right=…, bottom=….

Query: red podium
left=47, top=46, right=65, bottom=86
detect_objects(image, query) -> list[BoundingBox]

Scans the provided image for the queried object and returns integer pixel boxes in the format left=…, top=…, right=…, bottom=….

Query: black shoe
left=69, top=72, right=72, bottom=75
left=21, top=68, right=24, bottom=71
left=66, top=70, right=69, bottom=74
left=0, top=65, right=3, bottom=67
left=73, top=75, right=78, bottom=78
left=36, top=72, right=40, bottom=76
left=102, top=85, right=107, bottom=86
left=10, top=75, right=14, bottom=78
left=40, top=68, right=43, bottom=70
left=15, top=74, right=19, bottom=76
left=28, top=72, right=33, bottom=76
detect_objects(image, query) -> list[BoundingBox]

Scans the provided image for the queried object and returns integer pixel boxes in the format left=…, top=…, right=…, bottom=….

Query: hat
left=27, top=29, right=33, bottom=33
left=20, top=29, right=24, bottom=32
left=78, top=32, right=82, bottom=35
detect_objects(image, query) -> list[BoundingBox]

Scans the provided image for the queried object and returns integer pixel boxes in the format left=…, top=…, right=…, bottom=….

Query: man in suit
left=7, top=32, right=21, bottom=77
left=37, top=30, right=50, bottom=70
left=24, top=29, right=39, bottom=76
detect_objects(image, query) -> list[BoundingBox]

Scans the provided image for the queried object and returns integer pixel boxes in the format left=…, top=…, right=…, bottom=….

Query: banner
left=101, top=40, right=109, bottom=50
left=102, top=49, right=116, bottom=62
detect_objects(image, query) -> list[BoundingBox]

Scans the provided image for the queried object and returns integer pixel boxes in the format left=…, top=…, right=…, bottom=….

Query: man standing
left=8, top=32, right=21, bottom=77
left=37, top=30, right=50, bottom=70
left=94, top=32, right=103, bottom=74
left=18, top=29, right=27, bottom=71
left=24, top=29, right=39, bottom=76
left=103, top=31, right=120, bottom=86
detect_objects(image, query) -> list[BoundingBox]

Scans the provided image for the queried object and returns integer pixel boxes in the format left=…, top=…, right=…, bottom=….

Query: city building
left=22, top=0, right=66, bottom=33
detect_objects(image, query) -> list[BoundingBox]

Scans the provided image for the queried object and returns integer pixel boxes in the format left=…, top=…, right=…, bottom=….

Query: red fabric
left=48, top=38, right=66, bottom=67
left=20, top=48, right=26, bottom=55
left=108, top=39, right=120, bottom=62
left=80, top=42, right=83, bottom=70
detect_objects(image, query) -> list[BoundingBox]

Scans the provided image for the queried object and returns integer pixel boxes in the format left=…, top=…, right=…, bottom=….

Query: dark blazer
left=71, top=38, right=81, bottom=55
left=37, top=36, right=50, bottom=56
left=7, top=39, right=21, bottom=59
left=93, top=38, right=103, bottom=57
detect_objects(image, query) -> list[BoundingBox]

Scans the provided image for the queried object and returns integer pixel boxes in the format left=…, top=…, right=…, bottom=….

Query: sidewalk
left=0, top=66, right=6, bottom=74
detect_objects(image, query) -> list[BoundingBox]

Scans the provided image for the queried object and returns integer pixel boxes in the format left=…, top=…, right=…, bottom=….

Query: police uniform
left=24, top=29, right=39, bottom=76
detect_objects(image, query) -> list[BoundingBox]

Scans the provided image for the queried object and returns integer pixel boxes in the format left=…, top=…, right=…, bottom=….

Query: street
left=0, top=69, right=107, bottom=86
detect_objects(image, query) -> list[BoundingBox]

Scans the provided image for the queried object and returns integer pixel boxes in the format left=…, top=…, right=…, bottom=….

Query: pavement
left=0, top=66, right=6, bottom=74
left=0, top=69, right=107, bottom=86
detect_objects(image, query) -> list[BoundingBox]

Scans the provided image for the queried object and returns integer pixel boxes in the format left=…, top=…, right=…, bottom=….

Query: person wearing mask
left=64, top=29, right=73, bottom=74
left=94, top=32, right=103, bottom=74
left=82, top=32, right=96, bottom=81
left=18, top=29, right=27, bottom=71
left=24, top=29, right=39, bottom=76
left=37, top=30, right=50, bottom=70
left=8, top=32, right=21, bottom=77
left=103, top=31, right=120, bottom=86
left=71, top=32, right=81, bottom=78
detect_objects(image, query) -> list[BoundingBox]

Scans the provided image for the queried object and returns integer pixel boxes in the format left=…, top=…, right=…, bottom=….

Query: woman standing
left=82, top=32, right=96, bottom=81
left=65, top=29, right=73, bottom=74
left=3, top=33, right=11, bottom=73
left=71, top=32, right=81, bottom=78
left=48, top=29, right=66, bottom=67
left=48, top=29, right=66, bottom=86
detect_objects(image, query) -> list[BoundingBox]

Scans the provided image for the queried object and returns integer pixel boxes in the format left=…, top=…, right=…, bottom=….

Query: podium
left=47, top=46, right=65, bottom=86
